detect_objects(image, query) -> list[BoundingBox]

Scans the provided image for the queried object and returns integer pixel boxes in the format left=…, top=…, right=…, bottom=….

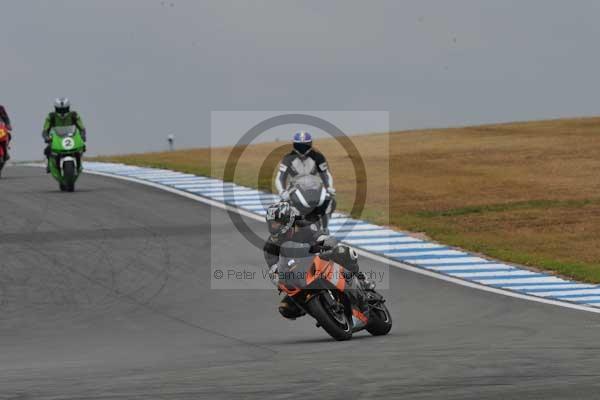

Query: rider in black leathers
left=275, top=131, right=336, bottom=232
left=264, top=201, right=364, bottom=319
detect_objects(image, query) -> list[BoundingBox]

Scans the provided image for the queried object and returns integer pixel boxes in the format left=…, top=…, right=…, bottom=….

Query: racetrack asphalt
left=1, top=166, right=600, bottom=400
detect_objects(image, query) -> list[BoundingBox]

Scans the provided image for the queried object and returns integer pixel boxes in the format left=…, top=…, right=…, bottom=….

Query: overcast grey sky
left=2, top=0, right=600, bottom=160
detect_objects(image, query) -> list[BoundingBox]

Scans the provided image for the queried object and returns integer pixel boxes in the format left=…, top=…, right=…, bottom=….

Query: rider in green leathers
left=42, top=98, right=87, bottom=172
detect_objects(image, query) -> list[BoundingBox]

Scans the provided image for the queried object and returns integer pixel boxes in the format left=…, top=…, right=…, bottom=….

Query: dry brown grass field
left=95, top=117, right=600, bottom=282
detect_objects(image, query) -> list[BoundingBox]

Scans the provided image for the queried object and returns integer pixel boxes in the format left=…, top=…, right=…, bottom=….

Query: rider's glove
left=317, top=234, right=337, bottom=250
left=327, top=187, right=336, bottom=197
left=280, top=190, right=290, bottom=201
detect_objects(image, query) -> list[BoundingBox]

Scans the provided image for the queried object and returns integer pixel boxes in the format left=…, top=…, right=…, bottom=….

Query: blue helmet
left=293, top=131, right=313, bottom=156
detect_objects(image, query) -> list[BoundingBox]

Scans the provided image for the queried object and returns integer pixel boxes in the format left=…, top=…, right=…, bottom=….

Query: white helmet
left=54, top=97, right=70, bottom=115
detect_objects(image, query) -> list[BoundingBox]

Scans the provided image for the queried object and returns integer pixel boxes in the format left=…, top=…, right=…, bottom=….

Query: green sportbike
left=48, top=125, right=85, bottom=192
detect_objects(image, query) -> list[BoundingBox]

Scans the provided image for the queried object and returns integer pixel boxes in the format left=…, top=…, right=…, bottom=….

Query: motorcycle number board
left=62, top=137, right=75, bottom=150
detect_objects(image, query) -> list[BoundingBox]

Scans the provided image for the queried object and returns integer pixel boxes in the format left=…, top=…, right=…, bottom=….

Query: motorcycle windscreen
left=291, top=175, right=326, bottom=207
left=52, top=125, right=77, bottom=137
left=277, top=241, right=315, bottom=290
left=51, top=125, right=83, bottom=153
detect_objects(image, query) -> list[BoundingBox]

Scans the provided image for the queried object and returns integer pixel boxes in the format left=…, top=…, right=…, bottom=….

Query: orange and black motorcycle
left=275, top=242, right=392, bottom=341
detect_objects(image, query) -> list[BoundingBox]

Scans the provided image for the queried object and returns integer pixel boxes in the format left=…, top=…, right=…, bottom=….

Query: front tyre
left=62, top=161, right=76, bottom=192
left=306, top=291, right=352, bottom=341
left=366, top=303, right=392, bottom=336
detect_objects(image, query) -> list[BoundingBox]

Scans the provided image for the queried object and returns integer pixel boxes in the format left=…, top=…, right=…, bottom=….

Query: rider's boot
left=345, top=284, right=370, bottom=314
left=278, top=295, right=305, bottom=320
left=44, top=145, right=51, bottom=173
left=0, top=143, right=8, bottom=162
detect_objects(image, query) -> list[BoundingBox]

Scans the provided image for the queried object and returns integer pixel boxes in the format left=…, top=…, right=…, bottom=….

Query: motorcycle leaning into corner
left=0, top=121, right=11, bottom=178
left=47, top=125, right=85, bottom=192
left=273, top=240, right=392, bottom=341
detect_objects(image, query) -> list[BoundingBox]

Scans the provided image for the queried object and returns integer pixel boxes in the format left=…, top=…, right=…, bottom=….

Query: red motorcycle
left=0, top=121, right=10, bottom=177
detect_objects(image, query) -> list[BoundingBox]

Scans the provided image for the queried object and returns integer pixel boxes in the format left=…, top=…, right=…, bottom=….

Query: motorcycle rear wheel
left=366, top=303, right=392, bottom=336
left=306, top=292, right=352, bottom=341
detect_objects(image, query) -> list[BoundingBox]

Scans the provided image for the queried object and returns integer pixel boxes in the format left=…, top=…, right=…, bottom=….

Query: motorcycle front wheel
left=306, top=291, right=352, bottom=341
left=62, top=161, right=76, bottom=192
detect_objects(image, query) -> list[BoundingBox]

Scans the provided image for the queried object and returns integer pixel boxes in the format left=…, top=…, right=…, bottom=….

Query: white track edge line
left=78, top=167, right=600, bottom=315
